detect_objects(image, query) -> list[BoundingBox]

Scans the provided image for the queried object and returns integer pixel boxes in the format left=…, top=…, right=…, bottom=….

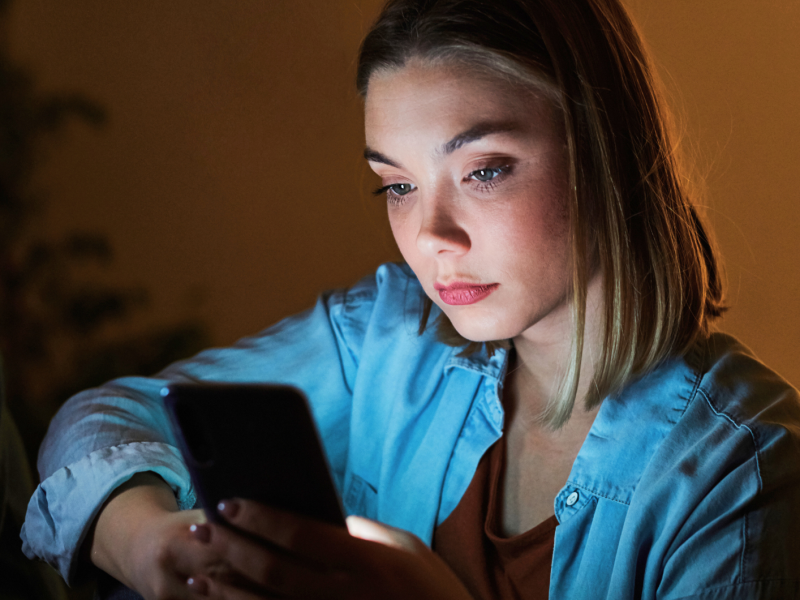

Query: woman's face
left=364, top=62, right=572, bottom=343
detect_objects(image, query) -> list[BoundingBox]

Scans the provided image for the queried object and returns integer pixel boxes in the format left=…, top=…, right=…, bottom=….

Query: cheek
left=495, top=195, right=569, bottom=255
left=488, top=190, right=571, bottom=281
left=522, top=164, right=570, bottom=245
left=388, top=209, right=419, bottom=263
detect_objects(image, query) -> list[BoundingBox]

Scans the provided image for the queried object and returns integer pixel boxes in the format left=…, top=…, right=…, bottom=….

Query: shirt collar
left=444, top=334, right=705, bottom=506
left=568, top=351, right=702, bottom=504
left=444, top=343, right=510, bottom=381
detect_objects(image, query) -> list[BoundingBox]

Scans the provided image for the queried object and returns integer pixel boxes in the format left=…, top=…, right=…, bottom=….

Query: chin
left=443, top=311, right=519, bottom=344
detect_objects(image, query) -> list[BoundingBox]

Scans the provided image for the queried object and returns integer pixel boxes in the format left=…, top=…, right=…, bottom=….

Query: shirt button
left=566, top=491, right=579, bottom=506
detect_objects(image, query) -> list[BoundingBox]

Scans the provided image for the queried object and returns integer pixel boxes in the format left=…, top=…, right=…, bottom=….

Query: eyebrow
left=439, top=120, right=520, bottom=155
left=363, top=148, right=400, bottom=168
left=363, top=120, right=521, bottom=168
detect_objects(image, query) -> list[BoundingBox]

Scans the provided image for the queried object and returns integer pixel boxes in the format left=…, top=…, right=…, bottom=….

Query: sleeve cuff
left=20, top=441, right=195, bottom=584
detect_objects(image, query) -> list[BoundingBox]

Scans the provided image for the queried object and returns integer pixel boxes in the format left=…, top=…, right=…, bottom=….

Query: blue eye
left=389, top=183, right=414, bottom=196
left=470, top=167, right=503, bottom=182
left=372, top=183, right=414, bottom=196
left=372, top=182, right=416, bottom=201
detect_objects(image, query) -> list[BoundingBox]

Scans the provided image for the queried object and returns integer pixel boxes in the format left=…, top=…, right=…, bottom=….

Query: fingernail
left=189, top=523, right=210, bottom=543
left=217, top=499, right=239, bottom=518
left=187, top=576, right=209, bottom=595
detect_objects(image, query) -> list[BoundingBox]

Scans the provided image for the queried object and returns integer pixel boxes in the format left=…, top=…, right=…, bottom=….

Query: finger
left=131, top=514, right=210, bottom=600
left=137, top=565, right=211, bottom=600
left=216, top=499, right=357, bottom=563
left=151, top=509, right=210, bottom=577
left=207, top=519, right=351, bottom=599
left=169, top=521, right=223, bottom=577
left=140, top=576, right=197, bottom=600
left=216, top=498, right=418, bottom=581
left=191, top=574, right=281, bottom=600
left=186, top=508, right=208, bottom=526
left=345, top=516, right=426, bottom=554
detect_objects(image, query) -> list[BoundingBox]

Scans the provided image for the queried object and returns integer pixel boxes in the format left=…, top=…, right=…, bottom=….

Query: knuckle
left=152, top=535, right=173, bottom=568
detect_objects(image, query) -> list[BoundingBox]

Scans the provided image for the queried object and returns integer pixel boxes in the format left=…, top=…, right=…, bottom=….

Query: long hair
left=357, top=0, right=725, bottom=428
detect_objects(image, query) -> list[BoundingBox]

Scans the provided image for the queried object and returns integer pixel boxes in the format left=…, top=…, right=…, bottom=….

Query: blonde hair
left=358, top=0, right=725, bottom=428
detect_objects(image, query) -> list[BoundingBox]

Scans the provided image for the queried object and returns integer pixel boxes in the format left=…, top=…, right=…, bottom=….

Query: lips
left=434, top=281, right=499, bottom=306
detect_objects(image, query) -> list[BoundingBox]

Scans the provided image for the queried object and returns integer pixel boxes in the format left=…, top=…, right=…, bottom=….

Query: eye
left=372, top=183, right=416, bottom=204
left=388, top=183, right=414, bottom=196
left=469, top=167, right=504, bottom=182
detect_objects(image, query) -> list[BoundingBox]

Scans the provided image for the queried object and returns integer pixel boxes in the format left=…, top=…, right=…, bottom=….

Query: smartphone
left=161, top=382, right=346, bottom=527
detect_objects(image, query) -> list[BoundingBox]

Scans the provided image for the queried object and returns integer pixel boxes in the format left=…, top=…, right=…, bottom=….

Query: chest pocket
left=343, top=472, right=378, bottom=519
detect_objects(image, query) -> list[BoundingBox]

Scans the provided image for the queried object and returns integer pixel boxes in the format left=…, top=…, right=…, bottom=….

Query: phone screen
left=162, top=383, right=346, bottom=527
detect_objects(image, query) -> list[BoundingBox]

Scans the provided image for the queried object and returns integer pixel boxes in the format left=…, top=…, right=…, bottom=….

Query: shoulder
left=618, top=331, right=800, bottom=468
left=649, top=333, right=800, bottom=593
left=692, top=332, right=800, bottom=422
left=688, top=332, right=800, bottom=481
left=637, top=331, right=800, bottom=496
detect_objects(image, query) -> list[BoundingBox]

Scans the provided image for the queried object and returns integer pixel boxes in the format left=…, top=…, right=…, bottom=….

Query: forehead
left=364, top=62, right=560, bottom=146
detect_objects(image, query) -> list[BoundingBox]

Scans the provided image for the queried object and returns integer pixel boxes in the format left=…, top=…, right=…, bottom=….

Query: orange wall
left=626, top=0, right=800, bottom=386
left=9, top=1, right=799, bottom=387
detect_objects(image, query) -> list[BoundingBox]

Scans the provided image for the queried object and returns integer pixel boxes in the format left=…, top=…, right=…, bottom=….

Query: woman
left=22, top=0, right=800, bottom=598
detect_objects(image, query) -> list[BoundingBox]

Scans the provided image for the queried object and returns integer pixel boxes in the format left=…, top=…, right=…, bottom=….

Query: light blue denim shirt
left=22, top=263, right=800, bottom=599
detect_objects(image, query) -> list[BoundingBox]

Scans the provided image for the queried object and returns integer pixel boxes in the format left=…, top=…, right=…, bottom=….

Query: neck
left=506, top=271, right=604, bottom=431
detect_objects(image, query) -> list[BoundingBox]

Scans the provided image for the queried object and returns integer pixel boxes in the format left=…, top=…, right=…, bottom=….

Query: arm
left=88, top=473, right=180, bottom=589
left=22, top=277, right=379, bottom=584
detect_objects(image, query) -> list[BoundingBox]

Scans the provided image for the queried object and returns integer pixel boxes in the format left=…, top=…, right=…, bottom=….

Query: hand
left=184, top=498, right=474, bottom=600
left=88, top=472, right=214, bottom=600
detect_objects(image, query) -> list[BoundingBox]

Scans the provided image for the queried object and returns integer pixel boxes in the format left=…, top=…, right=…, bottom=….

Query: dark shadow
left=0, top=1, right=210, bottom=597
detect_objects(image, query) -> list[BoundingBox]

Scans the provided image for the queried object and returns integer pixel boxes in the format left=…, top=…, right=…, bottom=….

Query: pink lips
left=434, top=281, right=499, bottom=306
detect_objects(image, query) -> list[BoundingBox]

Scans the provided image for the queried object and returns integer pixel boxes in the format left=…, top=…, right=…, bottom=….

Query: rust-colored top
left=433, top=438, right=558, bottom=600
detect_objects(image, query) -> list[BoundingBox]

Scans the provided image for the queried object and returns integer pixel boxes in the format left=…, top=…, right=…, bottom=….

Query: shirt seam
left=695, top=388, right=764, bottom=494
left=696, top=386, right=763, bottom=587
left=568, top=481, right=630, bottom=507
left=682, top=360, right=705, bottom=418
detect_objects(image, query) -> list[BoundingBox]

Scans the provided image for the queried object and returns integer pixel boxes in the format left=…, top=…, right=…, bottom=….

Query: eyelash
left=372, top=165, right=513, bottom=205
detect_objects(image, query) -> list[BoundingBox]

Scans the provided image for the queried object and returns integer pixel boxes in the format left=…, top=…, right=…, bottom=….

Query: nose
left=416, top=192, right=471, bottom=257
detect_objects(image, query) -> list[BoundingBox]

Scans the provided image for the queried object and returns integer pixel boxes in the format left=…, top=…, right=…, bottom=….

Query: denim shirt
left=22, top=263, right=800, bottom=599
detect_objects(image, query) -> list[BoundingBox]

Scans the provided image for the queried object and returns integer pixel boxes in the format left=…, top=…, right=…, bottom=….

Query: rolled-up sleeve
left=21, top=271, right=382, bottom=583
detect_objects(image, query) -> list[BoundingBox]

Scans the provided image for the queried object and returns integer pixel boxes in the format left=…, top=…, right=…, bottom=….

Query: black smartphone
left=161, top=382, right=346, bottom=527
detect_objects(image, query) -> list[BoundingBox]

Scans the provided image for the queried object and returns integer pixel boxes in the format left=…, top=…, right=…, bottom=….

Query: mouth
left=434, top=281, right=499, bottom=306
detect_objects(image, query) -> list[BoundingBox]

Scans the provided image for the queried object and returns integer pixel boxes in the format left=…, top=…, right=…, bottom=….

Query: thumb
left=346, top=516, right=426, bottom=554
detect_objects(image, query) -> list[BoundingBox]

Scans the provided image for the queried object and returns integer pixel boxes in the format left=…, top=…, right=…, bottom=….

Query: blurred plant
left=0, top=4, right=209, bottom=466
